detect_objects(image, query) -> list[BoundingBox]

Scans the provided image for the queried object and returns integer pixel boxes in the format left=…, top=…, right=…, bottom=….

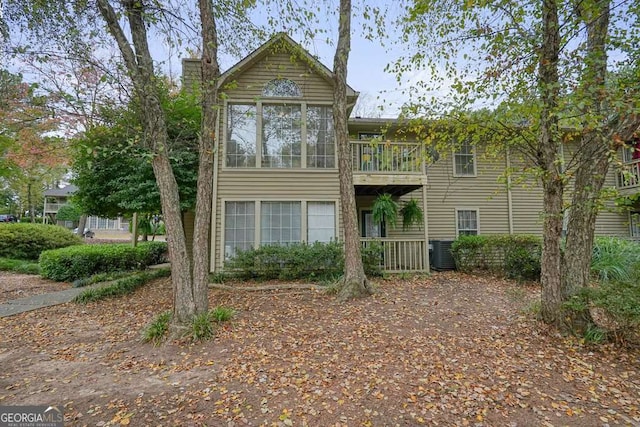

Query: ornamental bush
left=451, top=234, right=541, bottom=281
left=0, top=223, right=82, bottom=260
left=39, top=241, right=167, bottom=282
left=224, top=241, right=383, bottom=281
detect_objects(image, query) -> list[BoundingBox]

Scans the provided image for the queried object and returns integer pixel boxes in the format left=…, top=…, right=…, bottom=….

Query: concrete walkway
left=0, top=284, right=100, bottom=318
left=0, top=264, right=171, bottom=318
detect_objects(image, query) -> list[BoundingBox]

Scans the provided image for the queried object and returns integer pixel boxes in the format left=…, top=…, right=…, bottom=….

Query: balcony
left=43, top=202, right=66, bottom=213
left=617, top=159, right=640, bottom=193
left=351, top=140, right=427, bottom=195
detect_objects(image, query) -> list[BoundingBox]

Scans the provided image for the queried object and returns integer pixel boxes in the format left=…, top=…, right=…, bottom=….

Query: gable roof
left=217, top=32, right=359, bottom=100
left=44, top=185, right=77, bottom=197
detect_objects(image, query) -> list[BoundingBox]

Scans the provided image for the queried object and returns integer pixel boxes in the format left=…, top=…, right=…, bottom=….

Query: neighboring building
left=43, top=185, right=129, bottom=231
left=182, top=33, right=640, bottom=273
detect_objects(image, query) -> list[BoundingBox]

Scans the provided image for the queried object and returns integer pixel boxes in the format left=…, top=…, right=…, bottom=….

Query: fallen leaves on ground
left=0, top=272, right=638, bottom=426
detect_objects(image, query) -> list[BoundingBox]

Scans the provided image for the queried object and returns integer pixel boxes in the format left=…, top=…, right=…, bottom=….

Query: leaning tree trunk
left=559, top=0, right=611, bottom=333
left=96, top=0, right=197, bottom=330
left=333, top=0, right=371, bottom=301
left=191, top=0, right=220, bottom=314
left=538, top=0, right=566, bottom=327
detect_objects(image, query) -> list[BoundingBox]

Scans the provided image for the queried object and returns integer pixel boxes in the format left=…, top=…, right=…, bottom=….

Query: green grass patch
left=0, top=257, right=41, bottom=275
left=142, top=311, right=172, bottom=346
left=74, top=268, right=170, bottom=304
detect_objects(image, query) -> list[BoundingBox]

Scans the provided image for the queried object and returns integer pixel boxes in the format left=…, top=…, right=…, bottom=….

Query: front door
left=361, top=210, right=386, bottom=238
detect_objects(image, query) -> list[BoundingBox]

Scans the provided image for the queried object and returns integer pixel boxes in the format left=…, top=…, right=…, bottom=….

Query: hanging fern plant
left=400, top=199, right=424, bottom=231
left=372, top=193, right=399, bottom=228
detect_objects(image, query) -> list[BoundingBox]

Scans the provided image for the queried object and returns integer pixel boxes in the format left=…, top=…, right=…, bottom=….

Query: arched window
left=262, top=79, right=302, bottom=97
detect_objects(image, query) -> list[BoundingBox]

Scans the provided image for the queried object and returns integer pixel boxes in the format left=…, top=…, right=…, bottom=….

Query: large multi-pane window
left=261, top=202, right=302, bottom=245
left=453, top=141, right=476, bottom=176
left=262, top=104, right=302, bottom=168
left=456, top=209, right=479, bottom=236
left=224, top=201, right=336, bottom=258
left=307, top=202, right=335, bottom=243
left=225, top=79, right=336, bottom=169
left=224, top=202, right=255, bottom=259
left=226, top=105, right=257, bottom=167
left=307, top=106, right=335, bottom=168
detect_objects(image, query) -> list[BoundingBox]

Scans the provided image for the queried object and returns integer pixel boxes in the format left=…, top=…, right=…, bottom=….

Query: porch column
left=422, top=183, right=430, bottom=273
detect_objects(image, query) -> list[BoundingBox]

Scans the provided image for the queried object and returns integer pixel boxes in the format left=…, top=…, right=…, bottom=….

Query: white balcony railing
left=361, top=238, right=427, bottom=272
left=43, top=202, right=66, bottom=213
left=617, top=159, right=640, bottom=190
left=351, top=141, right=423, bottom=174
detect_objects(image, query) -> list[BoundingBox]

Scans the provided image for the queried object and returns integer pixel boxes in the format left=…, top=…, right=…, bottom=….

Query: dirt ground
left=0, top=273, right=70, bottom=303
left=0, top=272, right=638, bottom=427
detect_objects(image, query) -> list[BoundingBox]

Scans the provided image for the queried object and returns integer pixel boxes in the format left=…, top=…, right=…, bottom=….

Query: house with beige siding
left=182, top=33, right=640, bottom=273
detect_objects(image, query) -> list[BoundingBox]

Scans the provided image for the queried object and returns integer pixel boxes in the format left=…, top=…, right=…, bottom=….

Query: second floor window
left=226, top=103, right=335, bottom=169
left=453, top=140, right=476, bottom=176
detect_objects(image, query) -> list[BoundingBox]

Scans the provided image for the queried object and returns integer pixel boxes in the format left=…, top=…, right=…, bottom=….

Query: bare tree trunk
left=96, top=0, right=196, bottom=329
left=77, top=214, right=87, bottom=237
left=560, top=1, right=611, bottom=332
left=538, top=0, right=566, bottom=327
left=191, top=0, right=220, bottom=314
left=333, top=0, right=371, bottom=301
left=27, top=181, right=34, bottom=223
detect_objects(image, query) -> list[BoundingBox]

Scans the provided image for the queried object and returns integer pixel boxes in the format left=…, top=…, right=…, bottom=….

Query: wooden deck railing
left=617, top=159, right=640, bottom=190
left=361, top=238, right=427, bottom=272
left=351, top=141, right=423, bottom=174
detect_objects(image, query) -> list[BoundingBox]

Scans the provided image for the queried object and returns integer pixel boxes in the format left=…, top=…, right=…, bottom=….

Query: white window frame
left=455, top=208, right=480, bottom=236
left=630, top=211, right=640, bottom=239
left=223, top=99, right=337, bottom=170
left=220, top=199, right=339, bottom=266
left=452, top=140, right=477, bottom=177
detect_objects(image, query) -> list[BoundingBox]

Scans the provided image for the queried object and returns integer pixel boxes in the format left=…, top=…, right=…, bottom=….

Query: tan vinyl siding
left=426, top=146, right=510, bottom=240
left=182, top=210, right=195, bottom=258
left=505, top=150, right=544, bottom=235
left=182, top=59, right=200, bottom=93
left=221, top=52, right=334, bottom=101
left=594, top=166, right=629, bottom=237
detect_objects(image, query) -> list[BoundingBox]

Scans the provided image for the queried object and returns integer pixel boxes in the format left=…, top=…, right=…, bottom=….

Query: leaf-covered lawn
left=1, top=272, right=638, bottom=426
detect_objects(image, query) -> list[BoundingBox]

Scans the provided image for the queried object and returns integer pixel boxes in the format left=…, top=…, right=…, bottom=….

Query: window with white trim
left=631, top=211, right=640, bottom=238
left=453, top=140, right=476, bottom=176
left=223, top=201, right=337, bottom=260
left=224, top=202, right=255, bottom=259
left=262, top=104, right=302, bottom=168
left=261, top=202, right=301, bottom=245
left=307, top=202, right=335, bottom=243
left=227, top=105, right=257, bottom=167
left=225, top=100, right=336, bottom=169
left=456, top=209, right=479, bottom=236
left=307, top=106, right=335, bottom=168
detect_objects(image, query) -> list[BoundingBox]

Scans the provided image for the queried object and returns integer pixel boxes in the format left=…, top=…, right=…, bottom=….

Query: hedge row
left=224, top=241, right=383, bottom=280
left=39, top=241, right=168, bottom=282
left=451, top=234, right=541, bottom=281
left=0, top=223, right=82, bottom=260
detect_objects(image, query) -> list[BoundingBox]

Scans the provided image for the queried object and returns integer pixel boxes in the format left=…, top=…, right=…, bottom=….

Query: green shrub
left=226, top=241, right=344, bottom=280
left=451, top=234, right=541, bottom=281
left=74, top=268, right=170, bottom=303
left=72, top=270, right=136, bottom=288
left=0, top=257, right=41, bottom=274
left=505, top=247, right=541, bottom=282
left=225, top=241, right=383, bottom=281
left=40, top=241, right=167, bottom=282
left=0, top=223, right=82, bottom=260
left=591, top=237, right=640, bottom=283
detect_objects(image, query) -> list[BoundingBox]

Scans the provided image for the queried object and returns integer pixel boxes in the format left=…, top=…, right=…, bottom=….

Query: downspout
left=506, top=147, right=514, bottom=234
left=210, top=105, right=221, bottom=272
